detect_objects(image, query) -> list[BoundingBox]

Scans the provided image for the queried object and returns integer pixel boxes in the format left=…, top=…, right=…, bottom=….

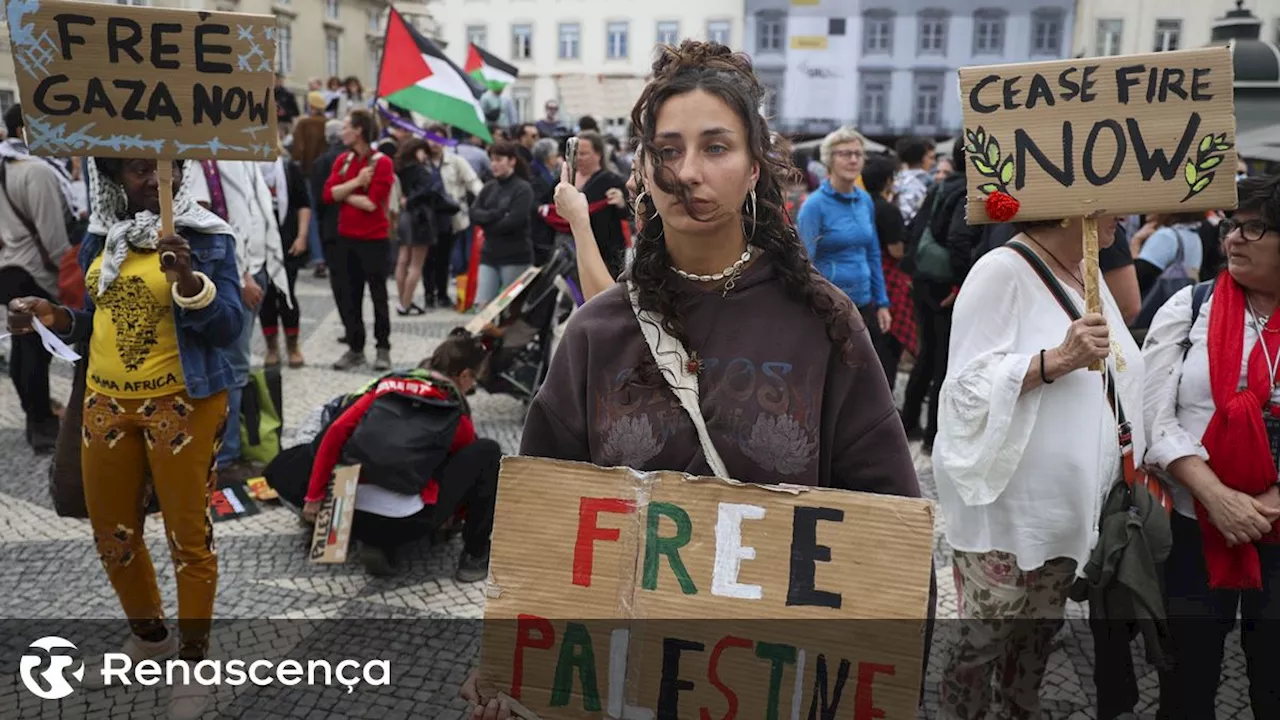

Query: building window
left=276, top=24, right=293, bottom=74
left=1031, top=9, right=1064, bottom=55
left=973, top=9, right=1005, bottom=55
left=859, top=73, right=890, bottom=127
left=369, top=46, right=381, bottom=85
left=326, top=36, right=339, bottom=77
left=1154, top=19, right=1181, bottom=52
left=708, top=20, right=730, bottom=46
left=367, top=9, right=381, bottom=33
left=512, top=24, right=532, bottom=60
left=325, top=0, right=338, bottom=20
left=607, top=21, right=628, bottom=59
left=512, top=87, right=532, bottom=122
left=0, top=90, right=15, bottom=118
left=116, top=0, right=146, bottom=5
left=863, top=11, right=893, bottom=54
left=1096, top=19, right=1123, bottom=55
left=913, top=73, right=943, bottom=127
left=657, top=21, right=680, bottom=46
left=559, top=23, right=580, bottom=59
left=757, top=14, right=784, bottom=52
left=829, top=18, right=846, bottom=36
left=918, top=11, right=948, bottom=55
left=467, top=25, right=487, bottom=49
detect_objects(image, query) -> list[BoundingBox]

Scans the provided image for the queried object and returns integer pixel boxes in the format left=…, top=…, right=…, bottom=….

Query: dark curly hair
left=629, top=40, right=858, bottom=366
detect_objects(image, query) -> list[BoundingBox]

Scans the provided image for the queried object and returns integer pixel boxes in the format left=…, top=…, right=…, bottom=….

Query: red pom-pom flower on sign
left=985, top=191, right=1020, bottom=222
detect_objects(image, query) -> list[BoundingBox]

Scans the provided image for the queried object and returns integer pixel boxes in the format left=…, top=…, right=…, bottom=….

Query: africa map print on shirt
left=85, top=265, right=184, bottom=396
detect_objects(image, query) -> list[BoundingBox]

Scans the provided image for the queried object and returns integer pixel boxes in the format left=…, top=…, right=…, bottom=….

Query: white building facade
left=1073, top=0, right=1280, bottom=58
left=427, top=0, right=744, bottom=134
left=745, top=0, right=1075, bottom=138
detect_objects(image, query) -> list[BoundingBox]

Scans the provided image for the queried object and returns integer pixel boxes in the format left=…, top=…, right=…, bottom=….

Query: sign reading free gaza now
left=6, top=0, right=278, bottom=160
left=479, top=457, right=935, bottom=720
left=960, top=46, right=1237, bottom=224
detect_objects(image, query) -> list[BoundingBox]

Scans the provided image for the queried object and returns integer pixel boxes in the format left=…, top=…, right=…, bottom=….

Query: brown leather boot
left=286, top=334, right=305, bottom=368
left=263, top=333, right=280, bottom=367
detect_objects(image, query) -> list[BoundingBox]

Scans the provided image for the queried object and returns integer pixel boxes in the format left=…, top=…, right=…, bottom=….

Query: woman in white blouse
left=933, top=216, right=1144, bottom=719
left=1141, top=175, right=1280, bottom=719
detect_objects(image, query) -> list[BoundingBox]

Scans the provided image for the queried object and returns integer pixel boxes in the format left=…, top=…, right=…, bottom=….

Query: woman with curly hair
left=461, top=38, right=922, bottom=718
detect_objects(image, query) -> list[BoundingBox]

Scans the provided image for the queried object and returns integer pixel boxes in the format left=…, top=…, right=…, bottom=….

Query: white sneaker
left=167, top=663, right=215, bottom=720
left=83, top=631, right=179, bottom=689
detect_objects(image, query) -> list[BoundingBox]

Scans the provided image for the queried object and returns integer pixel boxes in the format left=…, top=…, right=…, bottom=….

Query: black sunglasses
left=1219, top=218, right=1279, bottom=243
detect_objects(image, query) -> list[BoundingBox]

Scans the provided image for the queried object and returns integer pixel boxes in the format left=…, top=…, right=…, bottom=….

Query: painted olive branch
left=965, top=126, right=1015, bottom=197
left=1182, top=133, right=1232, bottom=202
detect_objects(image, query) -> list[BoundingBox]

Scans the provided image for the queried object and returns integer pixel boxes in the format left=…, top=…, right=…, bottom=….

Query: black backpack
left=343, top=373, right=465, bottom=496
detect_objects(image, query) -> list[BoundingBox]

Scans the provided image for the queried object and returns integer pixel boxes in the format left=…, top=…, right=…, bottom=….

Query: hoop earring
left=635, top=190, right=659, bottom=221
left=743, top=188, right=758, bottom=243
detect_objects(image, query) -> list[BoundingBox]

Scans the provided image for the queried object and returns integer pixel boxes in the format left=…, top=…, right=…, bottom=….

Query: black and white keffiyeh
left=87, top=158, right=235, bottom=295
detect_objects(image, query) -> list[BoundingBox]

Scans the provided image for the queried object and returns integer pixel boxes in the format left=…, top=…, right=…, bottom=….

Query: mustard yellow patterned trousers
left=81, top=389, right=227, bottom=658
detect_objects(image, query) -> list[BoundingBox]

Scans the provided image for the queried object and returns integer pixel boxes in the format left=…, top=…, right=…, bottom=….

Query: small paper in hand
left=32, top=317, right=81, bottom=362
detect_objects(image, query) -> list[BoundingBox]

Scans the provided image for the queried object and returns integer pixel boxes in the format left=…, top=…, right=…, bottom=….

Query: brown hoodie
left=520, top=255, right=920, bottom=498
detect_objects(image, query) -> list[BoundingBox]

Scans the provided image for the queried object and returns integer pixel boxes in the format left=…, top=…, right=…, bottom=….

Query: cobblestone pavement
left=0, top=274, right=1251, bottom=718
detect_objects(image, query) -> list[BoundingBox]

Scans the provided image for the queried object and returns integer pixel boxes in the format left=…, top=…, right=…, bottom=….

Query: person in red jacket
left=279, top=329, right=499, bottom=581
left=324, top=108, right=396, bottom=372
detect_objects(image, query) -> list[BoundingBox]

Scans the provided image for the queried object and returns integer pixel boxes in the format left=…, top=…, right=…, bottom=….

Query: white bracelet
left=172, top=271, right=216, bottom=310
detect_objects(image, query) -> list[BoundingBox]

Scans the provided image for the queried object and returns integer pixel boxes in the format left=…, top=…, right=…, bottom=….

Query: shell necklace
left=671, top=245, right=757, bottom=295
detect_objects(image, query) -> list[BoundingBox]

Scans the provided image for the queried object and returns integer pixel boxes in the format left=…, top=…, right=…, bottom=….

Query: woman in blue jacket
left=797, top=126, right=892, bottom=342
left=5, top=157, right=243, bottom=720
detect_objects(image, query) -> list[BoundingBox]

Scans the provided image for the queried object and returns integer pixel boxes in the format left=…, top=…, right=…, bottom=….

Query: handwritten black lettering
left=146, top=81, right=182, bottom=123
left=1080, top=66, right=1099, bottom=102
left=1191, top=68, right=1214, bottom=101
left=1025, top=74, right=1055, bottom=110
left=53, top=14, right=94, bottom=61
left=1115, top=65, right=1145, bottom=104
left=1128, top=113, right=1200, bottom=181
left=1057, top=67, right=1081, bottom=102
left=31, top=74, right=77, bottom=115
left=1160, top=68, right=1187, bottom=100
left=82, top=78, right=116, bottom=116
left=106, top=17, right=144, bottom=64
left=151, top=22, right=182, bottom=70
left=193, top=24, right=233, bottom=74
left=115, top=79, right=148, bottom=121
left=192, top=83, right=223, bottom=126
left=1083, top=120, right=1126, bottom=186
left=246, top=89, right=270, bottom=125
left=1016, top=123, right=1074, bottom=189
left=1002, top=76, right=1024, bottom=110
left=969, top=75, right=1000, bottom=114
left=224, top=87, right=246, bottom=120
left=1145, top=67, right=1160, bottom=104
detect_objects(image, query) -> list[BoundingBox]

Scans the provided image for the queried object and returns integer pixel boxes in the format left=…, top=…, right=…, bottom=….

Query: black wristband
left=1040, top=349, right=1054, bottom=384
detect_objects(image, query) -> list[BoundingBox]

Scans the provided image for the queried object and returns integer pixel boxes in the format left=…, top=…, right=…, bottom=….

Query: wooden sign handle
left=1082, top=215, right=1104, bottom=372
left=157, top=161, right=177, bottom=283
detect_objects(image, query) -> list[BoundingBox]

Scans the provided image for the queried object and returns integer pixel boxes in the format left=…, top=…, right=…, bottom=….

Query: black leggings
left=902, top=285, right=951, bottom=444
left=423, top=230, right=455, bottom=303
left=260, top=263, right=301, bottom=336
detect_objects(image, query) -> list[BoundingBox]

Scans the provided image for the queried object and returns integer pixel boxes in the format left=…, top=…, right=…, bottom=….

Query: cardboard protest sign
left=209, top=484, right=260, bottom=522
left=6, top=0, right=279, bottom=160
left=464, top=265, right=544, bottom=336
left=959, top=47, right=1236, bottom=224
left=310, top=465, right=360, bottom=564
left=478, top=457, right=935, bottom=719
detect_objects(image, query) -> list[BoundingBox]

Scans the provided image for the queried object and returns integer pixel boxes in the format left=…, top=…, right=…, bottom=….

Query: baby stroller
left=474, top=241, right=583, bottom=404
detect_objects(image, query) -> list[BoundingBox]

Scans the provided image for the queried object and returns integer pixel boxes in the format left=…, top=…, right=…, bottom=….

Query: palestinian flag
left=465, top=44, right=519, bottom=93
left=377, top=9, right=491, bottom=141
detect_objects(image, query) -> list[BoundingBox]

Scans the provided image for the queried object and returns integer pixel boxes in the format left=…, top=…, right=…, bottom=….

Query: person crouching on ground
left=275, top=328, right=499, bottom=581
left=6, top=158, right=244, bottom=720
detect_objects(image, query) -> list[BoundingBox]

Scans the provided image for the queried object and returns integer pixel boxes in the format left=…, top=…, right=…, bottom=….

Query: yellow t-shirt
left=84, top=249, right=186, bottom=398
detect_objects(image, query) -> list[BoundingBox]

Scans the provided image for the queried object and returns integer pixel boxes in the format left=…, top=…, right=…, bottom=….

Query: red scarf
left=537, top=200, right=611, bottom=234
left=1197, top=271, right=1280, bottom=589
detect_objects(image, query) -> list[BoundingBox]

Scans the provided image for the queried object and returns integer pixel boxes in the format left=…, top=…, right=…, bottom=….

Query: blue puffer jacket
left=59, top=230, right=246, bottom=399
left=797, top=180, right=889, bottom=308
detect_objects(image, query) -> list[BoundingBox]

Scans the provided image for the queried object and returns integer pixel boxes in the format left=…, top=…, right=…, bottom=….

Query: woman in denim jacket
left=6, top=157, right=242, bottom=720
